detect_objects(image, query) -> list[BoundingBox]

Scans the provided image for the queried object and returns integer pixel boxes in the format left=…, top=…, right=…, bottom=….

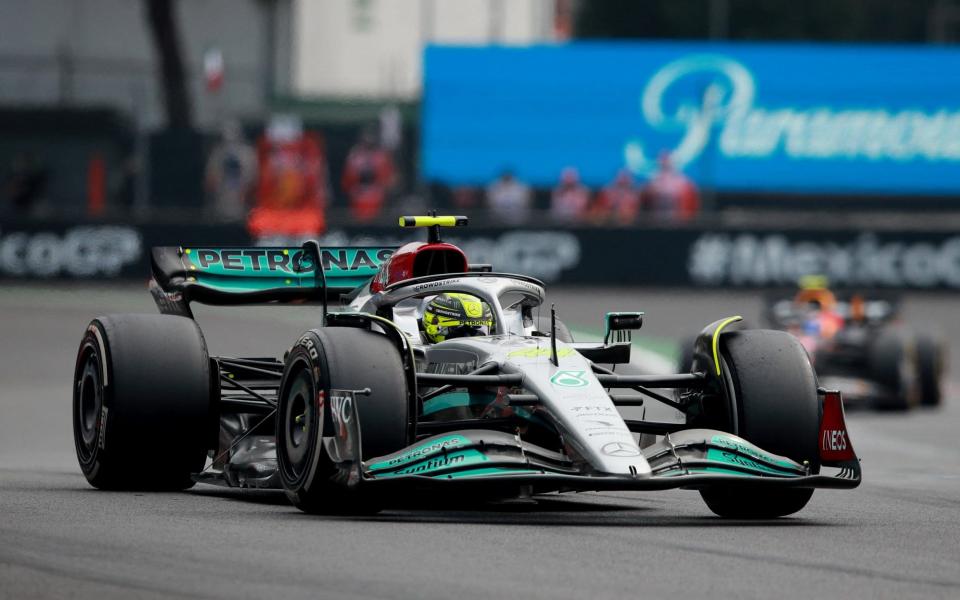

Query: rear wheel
left=916, top=334, right=945, bottom=407
left=277, top=327, right=410, bottom=514
left=73, top=314, right=213, bottom=490
left=868, top=328, right=918, bottom=410
left=700, top=329, right=821, bottom=518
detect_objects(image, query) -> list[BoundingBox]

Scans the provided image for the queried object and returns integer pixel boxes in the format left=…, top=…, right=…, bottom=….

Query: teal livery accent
left=179, top=246, right=393, bottom=294
left=422, top=392, right=496, bottom=416
left=367, top=434, right=472, bottom=473
left=703, top=449, right=799, bottom=476
left=660, top=467, right=757, bottom=477
left=549, top=370, right=590, bottom=388
left=366, top=433, right=552, bottom=479
left=709, top=435, right=803, bottom=473
left=421, top=391, right=545, bottom=426
left=371, top=448, right=490, bottom=478
left=442, top=467, right=544, bottom=479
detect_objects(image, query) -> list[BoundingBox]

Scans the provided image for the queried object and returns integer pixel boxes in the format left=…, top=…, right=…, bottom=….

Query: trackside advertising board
left=7, top=221, right=960, bottom=290
left=423, top=43, right=960, bottom=194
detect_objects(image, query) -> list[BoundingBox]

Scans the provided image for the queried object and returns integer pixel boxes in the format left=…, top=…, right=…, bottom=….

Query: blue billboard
left=422, top=43, right=960, bottom=194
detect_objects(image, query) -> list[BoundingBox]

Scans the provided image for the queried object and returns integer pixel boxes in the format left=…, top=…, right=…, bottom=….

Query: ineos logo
left=821, top=429, right=848, bottom=451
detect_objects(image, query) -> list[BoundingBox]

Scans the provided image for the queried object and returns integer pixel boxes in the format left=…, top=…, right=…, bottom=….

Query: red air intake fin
left=819, top=390, right=857, bottom=465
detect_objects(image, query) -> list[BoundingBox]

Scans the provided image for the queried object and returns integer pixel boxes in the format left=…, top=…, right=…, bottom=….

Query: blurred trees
left=575, top=0, right=953, bottom=43
left=145, top=0, right=193, bottom=129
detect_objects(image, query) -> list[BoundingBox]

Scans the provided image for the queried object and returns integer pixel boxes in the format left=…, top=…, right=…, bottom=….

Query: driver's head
left=421, top=293, right=494, bottom=344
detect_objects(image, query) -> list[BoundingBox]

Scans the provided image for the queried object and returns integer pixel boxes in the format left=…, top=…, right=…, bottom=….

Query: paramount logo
left=624, top=54, right=960, bottom=174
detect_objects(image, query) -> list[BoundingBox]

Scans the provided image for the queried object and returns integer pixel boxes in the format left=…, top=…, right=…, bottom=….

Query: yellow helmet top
left=422, top=293, right=494, bottom=343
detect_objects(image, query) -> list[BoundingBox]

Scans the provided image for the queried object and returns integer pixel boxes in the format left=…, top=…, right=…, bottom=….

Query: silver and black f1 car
left=73, top=216, right=860, bottom=518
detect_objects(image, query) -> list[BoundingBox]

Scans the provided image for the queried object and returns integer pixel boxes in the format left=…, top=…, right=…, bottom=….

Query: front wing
left=329, top=389, right=861, bottom=494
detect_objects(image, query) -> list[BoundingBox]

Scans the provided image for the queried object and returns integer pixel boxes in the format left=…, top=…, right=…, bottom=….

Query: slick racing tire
left=676, top=335, right=697, bottom=373
left=916, top=334, right=945, bottom=407
left=277, top=327, right=410, bottom=514
left=700, top=329, right=821, bottom=519
left=73, top=314, right=214, bottom=490
left=534, top=315, right=574, bottom=343
left=868, top=328, right=919, bottom=411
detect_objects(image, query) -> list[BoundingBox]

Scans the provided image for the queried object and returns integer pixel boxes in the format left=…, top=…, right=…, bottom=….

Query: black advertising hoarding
left=314, top=226, right=960, bottom=290
left=0, top=221, right=250, bottom=281
left=4, top=220, right=960, bottom=290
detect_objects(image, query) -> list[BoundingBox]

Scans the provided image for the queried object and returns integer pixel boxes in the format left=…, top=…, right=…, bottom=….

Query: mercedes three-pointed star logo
left=601, top=441, right=641, bottom=457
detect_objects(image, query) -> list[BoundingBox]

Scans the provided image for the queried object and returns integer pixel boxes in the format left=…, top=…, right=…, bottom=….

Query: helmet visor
left=446, top=323, right=490, bottom=338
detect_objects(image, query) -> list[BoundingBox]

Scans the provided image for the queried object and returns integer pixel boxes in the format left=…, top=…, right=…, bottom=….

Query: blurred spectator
left=486, top=170, right=532, bottom=225
left=247, top=115, right=327, bottom=243
left=3, top=152, right=48, bottom=215
left=642, top=152, right=700, bottom=222
left=591, top=168, right=642, bottom=224
left=342, top=127, right=395, bottom=222
left=451, top=186, right=481, bottom=211
left=379, top=105, right=403, bottom=153
left=204, top=121, right=257, bottom=221
left=550, top=167, right=590, bottom=223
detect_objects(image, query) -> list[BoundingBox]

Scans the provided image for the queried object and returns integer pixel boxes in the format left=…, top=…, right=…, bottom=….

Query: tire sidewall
left=719, top=330, right=821, bottom=471
left=73, top=322, right=112, bottom=482
left=276, top=327, right=411, bottom=513
left=700, top=329, right=821, bottom=518
left=72, top=314, right=212, bottom=490
left=276, top=334, right=334, bottom=504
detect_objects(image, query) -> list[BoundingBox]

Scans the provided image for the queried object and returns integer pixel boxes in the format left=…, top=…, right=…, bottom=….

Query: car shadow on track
left=190, top=487, right=835, bottom=528
left=191, top=487, right=292, bottom=506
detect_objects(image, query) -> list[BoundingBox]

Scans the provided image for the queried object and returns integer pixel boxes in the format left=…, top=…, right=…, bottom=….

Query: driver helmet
left=421, top=293, right=494, bottom=343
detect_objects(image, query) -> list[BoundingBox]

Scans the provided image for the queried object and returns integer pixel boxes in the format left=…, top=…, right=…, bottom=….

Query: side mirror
left=604, top=311, right=643, bottom=343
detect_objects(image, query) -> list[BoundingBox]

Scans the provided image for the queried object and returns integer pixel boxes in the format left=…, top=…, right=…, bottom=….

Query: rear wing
left=149, top=241, right=394, bottom=318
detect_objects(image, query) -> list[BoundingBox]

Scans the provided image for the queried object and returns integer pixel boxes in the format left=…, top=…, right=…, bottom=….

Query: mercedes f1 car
left=73, top=216, right=860, bottom=518
left=764, top=278, right=946, bottom=410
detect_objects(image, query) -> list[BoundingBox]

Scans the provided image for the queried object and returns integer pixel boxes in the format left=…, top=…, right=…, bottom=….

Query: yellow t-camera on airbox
left=398, top=215, right=469, bottom=243
left=398, top=215, right=469, bottom=228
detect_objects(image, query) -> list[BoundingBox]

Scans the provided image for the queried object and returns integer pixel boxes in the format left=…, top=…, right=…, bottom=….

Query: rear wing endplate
left=150, top=241, right=394, bottom=318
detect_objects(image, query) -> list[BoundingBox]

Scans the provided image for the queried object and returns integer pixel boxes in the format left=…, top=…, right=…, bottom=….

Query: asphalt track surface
left=1, top=284, right=959, bottom=600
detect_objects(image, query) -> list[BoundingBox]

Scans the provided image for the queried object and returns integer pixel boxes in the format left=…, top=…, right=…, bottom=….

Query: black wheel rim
left=280, top=367, right=318, bottom=484
left=74, top=341, right=103, bottom=465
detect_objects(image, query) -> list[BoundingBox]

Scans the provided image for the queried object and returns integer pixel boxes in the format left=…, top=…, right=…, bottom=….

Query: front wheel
left=277, top=327, right=410, bottom=514
left=700, top=329, right=821, bottom=518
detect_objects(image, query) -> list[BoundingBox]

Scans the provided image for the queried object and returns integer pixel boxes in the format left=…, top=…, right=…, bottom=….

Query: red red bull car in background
left=764, top=276, right=946, bottom=410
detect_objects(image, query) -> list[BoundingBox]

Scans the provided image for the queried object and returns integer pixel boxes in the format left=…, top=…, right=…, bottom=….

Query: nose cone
left=501, top=342, right=652, bottom=477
